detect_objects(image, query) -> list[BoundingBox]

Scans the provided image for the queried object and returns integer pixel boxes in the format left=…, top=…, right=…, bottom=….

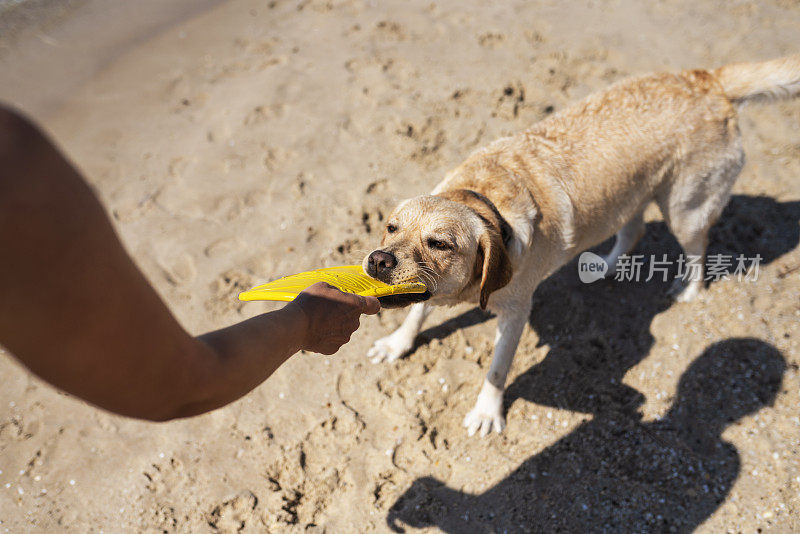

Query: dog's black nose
left=367, top=250, right=397, bottom=276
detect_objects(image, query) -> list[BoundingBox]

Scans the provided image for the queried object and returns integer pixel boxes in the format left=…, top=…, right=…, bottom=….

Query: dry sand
left=1, top=0, right=799, bottom=532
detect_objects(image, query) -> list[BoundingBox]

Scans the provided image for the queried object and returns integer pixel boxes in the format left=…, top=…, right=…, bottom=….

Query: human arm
left=0, top=106, right=379, bottom=421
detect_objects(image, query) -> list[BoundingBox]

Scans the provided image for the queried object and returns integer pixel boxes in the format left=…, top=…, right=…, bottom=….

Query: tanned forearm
left=172, top=305, right=311, bottom=420
left=0, top=106, right=299, bottom=420
left=0, top=106, right=377, bottom=421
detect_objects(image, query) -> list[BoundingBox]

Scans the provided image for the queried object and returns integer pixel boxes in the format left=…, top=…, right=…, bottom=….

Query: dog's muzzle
left=364, top=249, right=431, bottom=307
left=366, top=250, right=397, bottom=278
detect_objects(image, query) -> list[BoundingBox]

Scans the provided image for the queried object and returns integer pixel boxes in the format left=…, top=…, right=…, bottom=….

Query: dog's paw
left=463, top=383, right=505, bottom=437
left=367, top=331, right=414, bottom=364
left=463, top=408, right=505, bottom=437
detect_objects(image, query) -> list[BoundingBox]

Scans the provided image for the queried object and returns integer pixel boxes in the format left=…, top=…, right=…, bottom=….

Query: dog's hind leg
left=602, top=210, right=646, bottom=273
left=463, top=299, right=531, bottom=436
left=657, top=148, right=744, bottom=301
left=666, top=228, right=709, bottom=302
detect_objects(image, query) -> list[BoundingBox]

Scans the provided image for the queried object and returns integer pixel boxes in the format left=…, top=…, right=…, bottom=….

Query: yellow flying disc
left=238, top=265, right=427, bottom=302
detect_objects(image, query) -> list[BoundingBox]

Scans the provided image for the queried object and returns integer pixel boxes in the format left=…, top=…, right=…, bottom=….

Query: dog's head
left=362, top=191, right=512, bottom=309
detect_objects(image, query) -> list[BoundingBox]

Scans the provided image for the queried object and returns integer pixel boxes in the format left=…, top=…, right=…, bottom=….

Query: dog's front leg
left=367, top=302, right=432, bottom=363
left=463, top=303, right=530, bottom=436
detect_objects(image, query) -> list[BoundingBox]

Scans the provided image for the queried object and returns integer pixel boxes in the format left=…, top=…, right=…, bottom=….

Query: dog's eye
left=387, top=224, right=397, bottom=234
left=427, top=238, right=451, bottom=251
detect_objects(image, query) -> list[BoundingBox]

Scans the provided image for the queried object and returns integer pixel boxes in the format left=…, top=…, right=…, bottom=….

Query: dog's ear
left=477, top=227, right=512, bottom=310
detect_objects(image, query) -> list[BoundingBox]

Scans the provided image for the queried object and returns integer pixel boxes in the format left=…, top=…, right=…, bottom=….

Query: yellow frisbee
left=238, top=265, right=428, bottom=302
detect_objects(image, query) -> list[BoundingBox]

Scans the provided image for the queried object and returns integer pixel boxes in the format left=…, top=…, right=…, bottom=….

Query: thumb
left=360, top=295, right=381, bottom=315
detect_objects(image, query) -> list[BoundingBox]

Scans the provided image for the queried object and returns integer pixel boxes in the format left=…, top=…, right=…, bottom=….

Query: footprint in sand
left=157, top=253, right=197, bottom=287
left=207, top=490, right=258, bottom=533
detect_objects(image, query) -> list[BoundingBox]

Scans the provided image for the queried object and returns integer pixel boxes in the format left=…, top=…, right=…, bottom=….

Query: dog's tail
left=713, top=54, right=800, bottom=105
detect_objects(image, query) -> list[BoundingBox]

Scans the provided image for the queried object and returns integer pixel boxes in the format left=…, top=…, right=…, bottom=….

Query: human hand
left=288, top=282, right=380, bottom=355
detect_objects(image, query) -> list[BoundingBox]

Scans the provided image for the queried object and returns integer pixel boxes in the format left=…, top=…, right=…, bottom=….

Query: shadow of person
left=386, top=338, right=785, bottom=533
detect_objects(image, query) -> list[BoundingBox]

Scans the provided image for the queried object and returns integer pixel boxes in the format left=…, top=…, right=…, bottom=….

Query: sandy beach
left=1, top=0, right=799, bottom=531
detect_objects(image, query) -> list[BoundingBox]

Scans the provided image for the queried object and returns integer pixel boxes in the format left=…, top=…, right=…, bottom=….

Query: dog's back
left=442, top=55, right=800, bottom=255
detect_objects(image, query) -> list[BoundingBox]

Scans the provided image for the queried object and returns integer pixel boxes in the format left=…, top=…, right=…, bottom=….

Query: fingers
left=317, top=330, right=354, bottom=355
left=293, top=282, right=380, bottom=354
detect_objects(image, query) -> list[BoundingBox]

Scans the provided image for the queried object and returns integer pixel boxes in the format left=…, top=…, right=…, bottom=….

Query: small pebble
left=69, top=479, right=75, bottom=486
left=278, top=392, right=285, bottom=399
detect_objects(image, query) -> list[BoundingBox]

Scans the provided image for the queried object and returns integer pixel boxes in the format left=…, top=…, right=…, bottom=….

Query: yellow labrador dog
left=363, top=55, right=800, bottom=437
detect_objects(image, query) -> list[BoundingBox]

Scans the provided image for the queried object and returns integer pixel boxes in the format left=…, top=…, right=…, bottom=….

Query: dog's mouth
left=377, top=290, right=432, bottom=308
left=365, top=271, right=432, bottom=308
